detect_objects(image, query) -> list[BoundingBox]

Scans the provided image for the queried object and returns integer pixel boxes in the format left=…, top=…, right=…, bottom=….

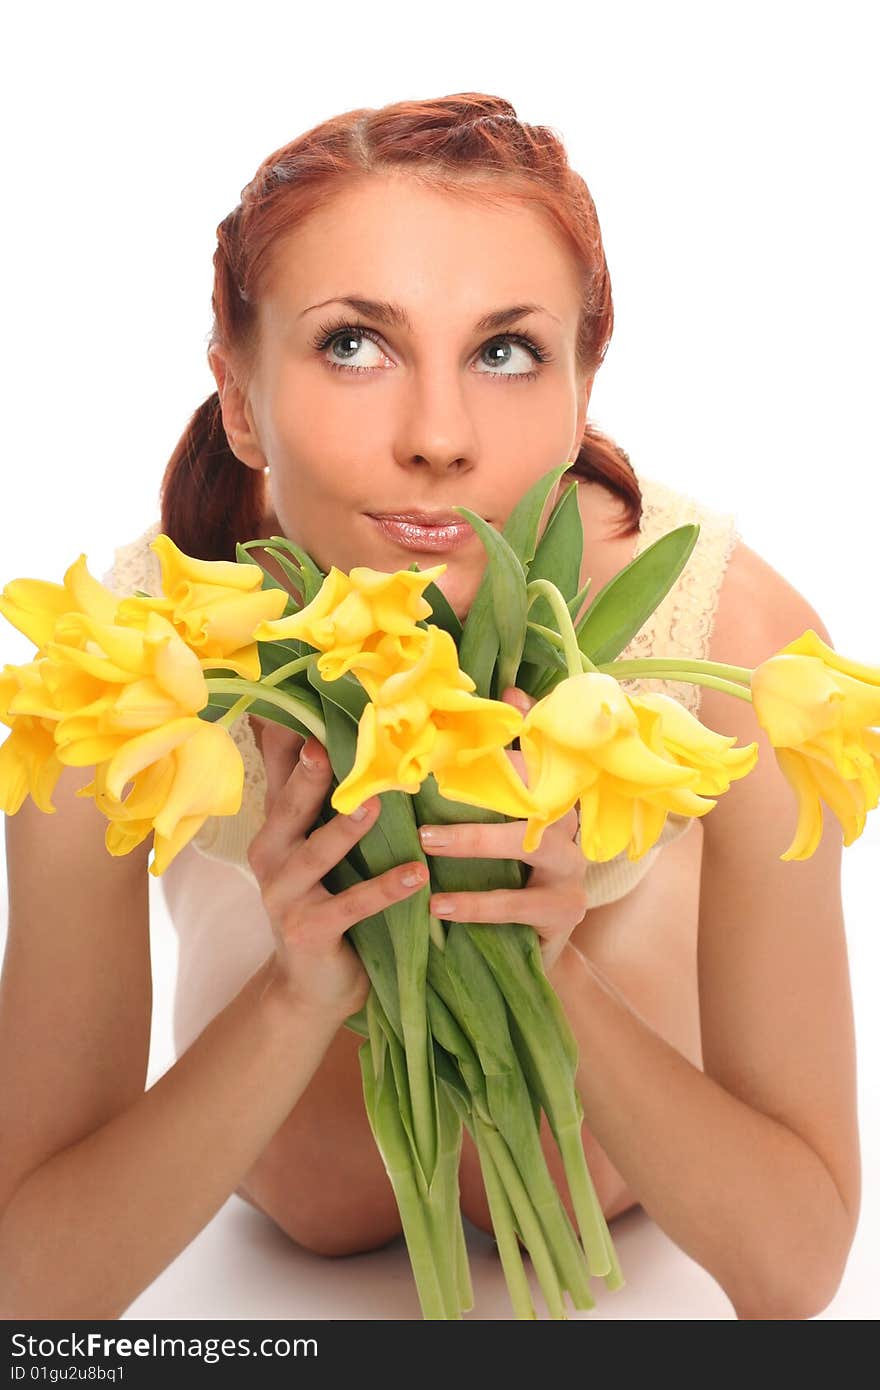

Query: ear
left=207, top=346, right=269, bottom=474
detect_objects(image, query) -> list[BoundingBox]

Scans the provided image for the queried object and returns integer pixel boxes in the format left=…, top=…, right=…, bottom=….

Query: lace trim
left=616, top=473, right=742, bottom=720
left=99, top=477, right=740, bottom=906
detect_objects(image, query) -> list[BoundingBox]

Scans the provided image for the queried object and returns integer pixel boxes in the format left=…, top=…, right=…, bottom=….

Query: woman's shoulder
left=710, top=537, right=830, bottom=665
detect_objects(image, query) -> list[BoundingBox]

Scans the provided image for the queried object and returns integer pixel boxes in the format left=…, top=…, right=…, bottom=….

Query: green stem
left=467, top=923, right=619, bottom=1285
left=205, top=677, right=326, bottom=739
left=476, top=1117, right=568, bottom=1320
left=599, top=658, right=753, bottom=701
left=262, top=652, right=316, bottom=684
left=357, top=1039, right=453, bottom=1318
left=527, top=579, right=596, bottom=676
left=211, top=653, right=315, bottom=731
left=471, top=1121, right=537, bottom=1319
left=555, top=1119, right=624, bottom=1289
left=525, top=626, right=755, bottom=702
left=429, top=914, right=447, bottom=951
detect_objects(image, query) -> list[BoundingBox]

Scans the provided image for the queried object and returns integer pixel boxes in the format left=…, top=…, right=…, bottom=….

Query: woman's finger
left=259, top=796, right=388, bottom=913
left=427, top=881, right=588, bottom=936
left=248, top=732, right=337, bottom=878
left=280, top=859, right=430, bottom=951
left=418, top=809, right=580, bottom=873
left=251, top=715, right=305, bottom=815
left=501, top=685, right=535, bottom=716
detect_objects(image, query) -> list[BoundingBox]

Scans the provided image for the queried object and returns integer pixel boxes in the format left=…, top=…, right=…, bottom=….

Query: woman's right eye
left=311, top=322, right=389, bottom=375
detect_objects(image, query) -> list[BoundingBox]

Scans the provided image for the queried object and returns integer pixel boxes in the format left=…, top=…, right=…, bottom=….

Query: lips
left=367, top=511, right=481, bottom=553
left=368, top=510, right=478, bottom=526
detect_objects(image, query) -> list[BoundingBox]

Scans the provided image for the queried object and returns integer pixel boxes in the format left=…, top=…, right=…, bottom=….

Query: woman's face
left=214, top=172, right=592, bottom=620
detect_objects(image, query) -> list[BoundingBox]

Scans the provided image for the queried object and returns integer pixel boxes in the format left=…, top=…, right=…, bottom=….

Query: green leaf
left=526, top=480, right=583, bottom=617
left=319, top=837, right=405, bottom=1043
left=456, top=461, right=571, bottom=699
left=307, top=662, right=369, bottom=723
left=261, top=546, right=308, bottom=596
left=567, top=577, right=593, bottom=625
left=256, top=636, right=313, bottom=675
left=520, top=625, right=568, bottom=673
left=419, top=578, right=462, bottom=641
left=344, top=1004, right=370, bottom=1038
left=576, top=523, right=700, bottom=665
left=234, top=540, right=301, bottom=614
left=511, top=481, right=585, bottom=695
left=455, top=508, right=527, bottom=697
left=455, top=581, right=499, bottom=699
left=241, top=534, right=326, bottom=605
left=501, top=461, right=572, bottom=566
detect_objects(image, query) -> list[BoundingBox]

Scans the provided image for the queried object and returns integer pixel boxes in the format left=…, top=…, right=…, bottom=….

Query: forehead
left=259, top=174, right=581, bottom=328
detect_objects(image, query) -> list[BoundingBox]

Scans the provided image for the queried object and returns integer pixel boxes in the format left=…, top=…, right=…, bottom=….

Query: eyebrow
left=299, top=295, right=560, bottom=333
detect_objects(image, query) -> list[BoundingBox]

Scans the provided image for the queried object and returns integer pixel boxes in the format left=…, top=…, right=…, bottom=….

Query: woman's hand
left=417, top=687, right=588, bottom=976
left=247, top=718, right=428, bottom=1022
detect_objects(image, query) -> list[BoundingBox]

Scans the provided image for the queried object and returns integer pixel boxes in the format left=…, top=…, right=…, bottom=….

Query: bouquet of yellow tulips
left=2, top=462, right=878, bottom=1319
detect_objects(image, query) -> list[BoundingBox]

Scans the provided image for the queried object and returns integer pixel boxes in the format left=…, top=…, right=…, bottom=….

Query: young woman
left=0, top=92, right=860, bottom=1320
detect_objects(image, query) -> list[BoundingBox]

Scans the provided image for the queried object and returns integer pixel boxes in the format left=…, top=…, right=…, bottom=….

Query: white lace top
left=100, top=473, right=741, bottom=908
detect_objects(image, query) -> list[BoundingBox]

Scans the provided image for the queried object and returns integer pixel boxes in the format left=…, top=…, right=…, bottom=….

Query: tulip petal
left=102, top=717, right=209, bottom=798
left=0, top=577, right=73, bottom=649
left=434, top=747, right=536, bottom=821
left=594, top=730, right=700, bottom=789
left=774, top=747, right=825, bottom=860
left=629, top=795, right=670, bottom=858
left=782, top=628, right=880, bottom=689
left=152, top=721, right=244, bottom=836
left=751, top=655, right=843, bottom=745
left=149, top=533, right=266, bottom=593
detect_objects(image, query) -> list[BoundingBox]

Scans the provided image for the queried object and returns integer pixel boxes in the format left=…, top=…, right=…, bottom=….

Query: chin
left=434, top=577, right=474, bottom=625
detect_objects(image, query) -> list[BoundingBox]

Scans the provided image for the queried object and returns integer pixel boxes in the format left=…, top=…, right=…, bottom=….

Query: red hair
left=160, top=92, right=641, bottom=562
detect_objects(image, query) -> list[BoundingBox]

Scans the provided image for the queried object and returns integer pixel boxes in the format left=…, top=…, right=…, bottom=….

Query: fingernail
left=419, top=826, right=450, bottom=846
left=400, top=866, right=426, bottom=887
left=300, top=740, right=322, bottom=769
left=430, top=896, right=456, bottom=915
left=348, top=801, right=372, bottom=822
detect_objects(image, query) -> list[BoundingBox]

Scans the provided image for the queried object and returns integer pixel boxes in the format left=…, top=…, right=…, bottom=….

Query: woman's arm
left=0, top=761, right=360, bottom=1320
left=550, top=552, right=860, bottom=1319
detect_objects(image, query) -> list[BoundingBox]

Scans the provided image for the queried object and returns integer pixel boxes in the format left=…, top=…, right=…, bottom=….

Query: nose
left=393, top=366, right=478, bottom=476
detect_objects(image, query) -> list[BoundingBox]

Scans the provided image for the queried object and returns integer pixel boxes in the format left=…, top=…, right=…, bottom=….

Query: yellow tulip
left=331, top=624, right=535, bottom=820
left=112, top=534, right=289, bottom=681
left=1, top=647, right=244, bottom=875
left=631, top=691, right=759, bottom=797
left=40, top=609, right=209, bottom=767
left=253, top=563, right=446, bottom=683
left=0, top=553, right=119, bottom=651
left=0, top=662, right=65, bottom=813
left=76, top=715, right=245, bottom=876
left=750, top=627, right=880, bottom=858
left=519, top=673, right=756, bottom=861
left=0, top=604, right=214, bottom=814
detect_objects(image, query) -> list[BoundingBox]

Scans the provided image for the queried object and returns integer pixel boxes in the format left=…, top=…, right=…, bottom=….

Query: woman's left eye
left=309, top=319, right=552, bottom=381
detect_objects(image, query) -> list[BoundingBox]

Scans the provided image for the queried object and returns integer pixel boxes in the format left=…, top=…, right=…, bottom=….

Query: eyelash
left=309, top=316, right=552, bottom=382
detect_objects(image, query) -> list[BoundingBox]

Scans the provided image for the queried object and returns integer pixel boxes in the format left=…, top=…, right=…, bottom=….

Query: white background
left=1, top=0, right=877, bottom=1320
